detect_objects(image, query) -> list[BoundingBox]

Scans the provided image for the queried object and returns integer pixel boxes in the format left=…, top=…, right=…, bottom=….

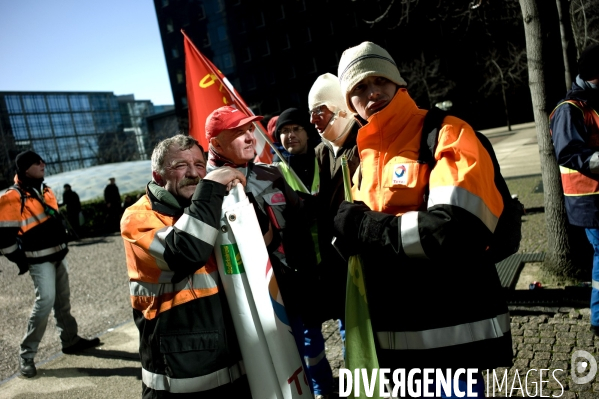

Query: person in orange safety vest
left=550, top=43, right=599, bottom=336
left=120, top=134, right=251, bottom=398
left=0, top=150, right=100, bottom=378
left=332, top=41, right=513, bottom=396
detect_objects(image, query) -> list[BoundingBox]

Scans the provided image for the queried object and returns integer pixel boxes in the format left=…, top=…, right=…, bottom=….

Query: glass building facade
left=0, top=91, right=155, bottom=189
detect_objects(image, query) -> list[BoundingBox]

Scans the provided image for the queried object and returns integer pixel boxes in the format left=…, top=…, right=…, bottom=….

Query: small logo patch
left=392, top=164, right=409, bottom=185
left=269, top=192, right=285, bottom=204
left=221, top=244, right=245, bottom=275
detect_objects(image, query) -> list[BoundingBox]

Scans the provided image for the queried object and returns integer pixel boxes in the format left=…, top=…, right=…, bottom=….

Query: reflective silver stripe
left=174, top=213, right=219, bottom=246
left=377, top=313, right=510, bottom=350
left=0, top=220, right=21, bottom=228
left=591, top=152, right=599, bottom=174
left=428, top=185, right=499, bottom=233
left=130, top=270, right=219, bottom=297
left=305, top=349, right=326, bottom=366
left=0, top=242, right=18, bottom=255
left=592, top=280, right=599, bottom=290
left=148, top=226, right=173, bottom=271
left=22, top=211, right=49, bottom=228
left=24, top=244, right=67, bottom=258
left=400, top=211, right=428, bottom=259
left=142, top=362, right=244, bottom=393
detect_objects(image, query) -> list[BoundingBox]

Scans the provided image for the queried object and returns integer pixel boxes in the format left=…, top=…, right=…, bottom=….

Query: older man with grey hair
left=121, top=134, right=250, bottom=398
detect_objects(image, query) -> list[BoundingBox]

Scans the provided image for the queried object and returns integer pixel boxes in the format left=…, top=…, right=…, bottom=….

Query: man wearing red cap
left=205, top=106, right=319, bottom=392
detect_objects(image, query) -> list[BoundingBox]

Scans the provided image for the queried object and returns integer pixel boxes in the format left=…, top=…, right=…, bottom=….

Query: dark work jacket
left=121, top=180, right=249, bottom=397
left=550, top=79, right=599, bottom=227
left=312, top=124, right=360, bottom=321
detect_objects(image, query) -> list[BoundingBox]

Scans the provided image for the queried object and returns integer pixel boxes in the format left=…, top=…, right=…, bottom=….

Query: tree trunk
left=518, top=0, right=579, bottom=279
left=556, top=0, right=578, bottom=89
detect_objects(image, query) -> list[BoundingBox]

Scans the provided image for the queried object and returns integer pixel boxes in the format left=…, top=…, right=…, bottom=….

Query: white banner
left=213, top=184, right=312, bottom=399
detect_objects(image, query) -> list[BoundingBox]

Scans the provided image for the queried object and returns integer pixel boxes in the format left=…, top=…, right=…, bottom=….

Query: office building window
left=162, top=0, right=168, bottom=6
left=304, top=27, right=312, bottom=43
left=217, top=26, right=228, bottom=41
left=223, top=52, right=234, bottom=68
left=27, top=114, right=52, bottom=138
left=32, top=139, right=58, bottom=163
left=172, top=47, right=179, bottom=58
left=22, top=95, right=47, bottom=113
left=176, top=70, right=184, bottom=84
left=5, top=95, right=22, bottom=113
left=261, top=40, right=270, bottom=56
left=308, top=58, right=317, bottom=73
left=73, top=112, right=95, bottom=135
left=90, top=95, right=110, bottom=111
left=69, top=95, right=91, bottom=111
left=181, top=97, right=188, bottom=107
left=242, top=47, right=252, bottom=63
left=217, top=0, right=224, bottom=12
left=166, top=18, right=174, bottom=33
left=51, top=114, right=75, bottom=136
left=9, top=115, right=28, bottom=140
left=79, top=136, right=98, bottom=158
left=256, top=12, right=265, bottom=28
left=56, top=137, right=81, bottom=160
left=47, top=95, right=70, bottom=112
left=198, top=5, right=206, bottom=20
left=246, top=75, right=256, bottom=91
left=282, top=34, right=291, bottom=50
left=277, top=4, right=285, bottom=19
left=202, top=33, right=211, bottom=47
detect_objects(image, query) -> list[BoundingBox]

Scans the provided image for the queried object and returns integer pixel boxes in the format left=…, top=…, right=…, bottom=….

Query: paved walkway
left=5, top=122, right=597, bottom=398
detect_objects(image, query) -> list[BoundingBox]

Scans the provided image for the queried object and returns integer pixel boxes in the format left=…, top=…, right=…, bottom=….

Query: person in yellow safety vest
left=120, top=134, right=251, bottom=398
left=0, top=150, right=101, bottom=379
left=332, top=41, right=513, bottom=396
left=271, top=107, right=337, bottom=398
left=550, top=43, right=599, bottom=336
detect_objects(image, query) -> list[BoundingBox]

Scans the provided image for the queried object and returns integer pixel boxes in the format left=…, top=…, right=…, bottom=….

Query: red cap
left=205, top=106, right=264, bottom=141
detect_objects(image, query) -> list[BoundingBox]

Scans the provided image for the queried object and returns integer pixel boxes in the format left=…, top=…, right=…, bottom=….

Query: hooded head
left=308, top=73, right=356, bottom=144
left=578, top=43, right=599, bottom=82
left=337, top=41, right=406, bottom=113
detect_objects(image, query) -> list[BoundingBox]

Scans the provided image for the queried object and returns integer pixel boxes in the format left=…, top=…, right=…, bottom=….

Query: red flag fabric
left=183, top=31, right=273, bottom=164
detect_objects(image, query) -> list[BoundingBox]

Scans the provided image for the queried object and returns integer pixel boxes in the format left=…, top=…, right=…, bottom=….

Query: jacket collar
left=361, top=88, right=419, bottom=141
left=146, top=181, right=186, bottom=217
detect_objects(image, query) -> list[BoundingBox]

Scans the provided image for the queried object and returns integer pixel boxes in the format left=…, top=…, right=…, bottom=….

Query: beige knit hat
left=338, top=41, right=406, bottom=112
left=308, top=73, right=349, bottom=114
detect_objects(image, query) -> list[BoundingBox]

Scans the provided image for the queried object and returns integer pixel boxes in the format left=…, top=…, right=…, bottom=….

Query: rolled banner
left=214, top=183, right=312, bottom=399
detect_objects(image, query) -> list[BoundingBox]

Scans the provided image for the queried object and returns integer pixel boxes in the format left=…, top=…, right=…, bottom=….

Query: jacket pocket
left=160, top=331, right=222, bottom=378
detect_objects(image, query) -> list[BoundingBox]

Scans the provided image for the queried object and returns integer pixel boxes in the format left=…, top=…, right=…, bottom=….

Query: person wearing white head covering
left=305, top=74, right=361, bottom=399
left=308, top=73, right=357, bottom=157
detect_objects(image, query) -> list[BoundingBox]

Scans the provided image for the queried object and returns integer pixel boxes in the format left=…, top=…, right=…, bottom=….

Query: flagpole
left=181, top=30, right=308, bottom=193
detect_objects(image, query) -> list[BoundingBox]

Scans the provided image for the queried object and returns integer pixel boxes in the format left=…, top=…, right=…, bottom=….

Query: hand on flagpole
left=204, top=166, right=247, bottom=191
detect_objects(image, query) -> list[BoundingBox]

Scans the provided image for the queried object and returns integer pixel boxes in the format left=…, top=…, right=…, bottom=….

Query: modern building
left=152, top=0, right=394, bottom=130
left=0, top=91, right=157, bottom=189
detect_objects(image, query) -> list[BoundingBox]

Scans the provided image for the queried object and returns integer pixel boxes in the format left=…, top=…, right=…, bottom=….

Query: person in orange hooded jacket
left=332, top=42, right=513, bottom=396
left=0, top=150, right=100, bottom=378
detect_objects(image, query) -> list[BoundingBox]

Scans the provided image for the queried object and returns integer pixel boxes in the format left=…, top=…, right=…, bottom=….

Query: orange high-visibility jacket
left=348, top=89, right=513, bottom=371
left=0, top=176, right=68, bottom=267
left=121, top=180, right=245, bottom=395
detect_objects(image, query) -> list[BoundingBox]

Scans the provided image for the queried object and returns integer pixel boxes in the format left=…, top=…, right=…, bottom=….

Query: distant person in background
left=0, top=150, right=100, bottom=378
left=550, top=43, right=599, bottom=336
left=268, top=115, right=290, bottom=163
left=122, top=195, right=135, bottom=209
left=62, top=184, right=82, bottom=238
left=103, top=177, right=121, bottom=233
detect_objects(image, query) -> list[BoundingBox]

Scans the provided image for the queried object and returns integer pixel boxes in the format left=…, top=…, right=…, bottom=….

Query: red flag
left=183, top=31, right=273, bottom=164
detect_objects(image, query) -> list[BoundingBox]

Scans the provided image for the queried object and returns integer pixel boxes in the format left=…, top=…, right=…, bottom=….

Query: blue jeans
left=20, top=259, right=79, bottom=359
left=585, top=228, right=599, bottom=326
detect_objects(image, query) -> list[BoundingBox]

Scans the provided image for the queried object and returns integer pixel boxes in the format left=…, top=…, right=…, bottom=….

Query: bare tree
left=400, top=52, right=456, bottom=109
left=480, top=45, right=528, bottom=131
left=517, top=0, right=583, bottom=278
left=570, top=0, right=599, bottom=54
